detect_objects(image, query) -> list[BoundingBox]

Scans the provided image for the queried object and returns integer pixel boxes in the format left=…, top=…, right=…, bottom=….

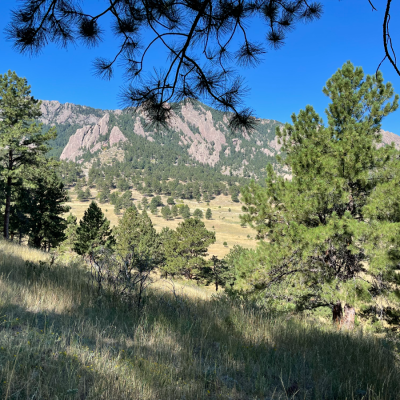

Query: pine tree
left=202, top=255, right=229, bottom=291
left=193, top=208, right=203, bottom=219
left=64, top=213, right=78, bottom=251
left=241, top=62, right=400, bottom=324
left=24, top=165, right=70, bottom=249
left=74, top=201, right=115, bottom=259
left=161, top=205, right=172, bottom=220
left=171, top=204, right=179, bottom=218
left=77, top=189, right=85, bottom=201
left=150, top=204, right=158, bottom=216
left=180, top=204, right=191, bottom=219
left=205, top=208, right=212, bottom=220
left=113, top=207, right=161, bottom=263
left=97, top=187, right=110, bottom=203
left=162, top=218, right=216, bottom=279
left=84, top=187, right=91, bottom=200
left=0, top=71, right=56, bottom=239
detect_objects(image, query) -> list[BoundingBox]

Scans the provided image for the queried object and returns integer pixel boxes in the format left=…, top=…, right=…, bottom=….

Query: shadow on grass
left=1, top=245, right=399, bottom=399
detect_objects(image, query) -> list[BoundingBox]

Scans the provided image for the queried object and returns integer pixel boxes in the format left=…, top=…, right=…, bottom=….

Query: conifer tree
left=240, top=62, right=400, bottom=323
left=162, top=218, right=216, bottom=280
left=25, top=167, right=70, bottom=250
left=193, top=208, right=203, bottom=219
left=171, top=205, right=179, bottom=218
left=205, top=208, right=212, bottom=220
left=74, top=201, right=115, bottom=259
left=0, top=71, right=56, bottom=239
left=64, top=213, right=78, bottom=251
left=180, top=204, right=191, bottom=219
left=161, top=205, right=172, bottom=220
left=113, top=207, right=161, bottom=263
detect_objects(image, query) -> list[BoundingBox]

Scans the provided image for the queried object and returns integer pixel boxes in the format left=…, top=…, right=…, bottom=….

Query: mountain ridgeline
left=41, top=98, right=400, bottom=187
left=41, top=99, right=288, bottom=179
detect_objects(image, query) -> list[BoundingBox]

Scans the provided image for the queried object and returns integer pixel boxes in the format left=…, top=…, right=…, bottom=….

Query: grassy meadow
left=1, top=240, right=400, bottom=399
left=66, top=187, right=257, bottom=258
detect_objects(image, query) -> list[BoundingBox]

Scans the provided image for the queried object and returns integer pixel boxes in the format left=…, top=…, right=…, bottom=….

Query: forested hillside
left=41, top=99, right=285, bottom=178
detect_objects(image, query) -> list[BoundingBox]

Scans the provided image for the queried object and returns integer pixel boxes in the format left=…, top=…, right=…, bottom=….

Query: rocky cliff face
left=42, top=99, right=400, bottom=175
left=60, top=113, right=127, bottom=161
left=40, top=100, right=107, bottom=126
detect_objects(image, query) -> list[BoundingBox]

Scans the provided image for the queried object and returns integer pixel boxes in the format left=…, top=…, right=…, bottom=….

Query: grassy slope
left=66, top=188, right=257, bottom=259
left=1, top=241, right=400, bottom=399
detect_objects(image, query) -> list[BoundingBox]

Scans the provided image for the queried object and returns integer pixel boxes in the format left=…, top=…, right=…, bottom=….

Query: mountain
left=41, top=99, right=399, bottom=179
left=41, top=99, right=285, bottom=179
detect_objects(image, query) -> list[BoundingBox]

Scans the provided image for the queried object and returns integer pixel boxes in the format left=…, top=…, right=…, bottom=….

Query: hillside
left=42, top=99, right=400, bottom=181
left=41, top=99, right=286, bottom=179
left=1, top=240, right=399, bottom=399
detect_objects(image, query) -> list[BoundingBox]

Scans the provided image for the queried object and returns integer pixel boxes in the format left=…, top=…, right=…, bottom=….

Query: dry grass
left=66, top=188, right=256, bottom=259
left=1, top=240, right=400, bottom=399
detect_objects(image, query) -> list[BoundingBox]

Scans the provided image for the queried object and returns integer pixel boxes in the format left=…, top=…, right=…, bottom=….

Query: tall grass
left=0, top=240, right=399, bottom=399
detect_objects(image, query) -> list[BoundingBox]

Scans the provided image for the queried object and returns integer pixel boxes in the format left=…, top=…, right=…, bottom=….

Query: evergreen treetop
left=74, top=201, right=115, bottom=258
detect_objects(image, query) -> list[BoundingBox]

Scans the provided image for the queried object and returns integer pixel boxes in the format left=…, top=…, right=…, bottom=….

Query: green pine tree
left=64, top=213, right=78, bottom=251
left=0, top=71, right=56, bottom=239
left=205, top=208, right=212, bottom=220
left=193, top=208, right=203, bottom=219
left=240, top=62, right=400, bottom=323
left=24, top=164, right=70, bottom=249
left=74, top=201, right=115, bottom=259
left=169, top=205, right=177, bottom=219
left=161, top=205, right=172, bottom=220
left=162, top=218, right=216, bottom=280
left=113, top=206, right=161, bottom=264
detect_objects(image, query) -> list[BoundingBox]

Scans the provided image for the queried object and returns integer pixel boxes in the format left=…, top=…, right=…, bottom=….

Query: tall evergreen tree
left=162, top=218, right=215, bottom=279
left=64, top=213, right=78, bottom=251
left=74, top=201, right=115, bottom=259
left=113, top=207, right=162, bottom=265
left=0, top=70, right=56, bottom=239
left=240, top=62, right=400, bottom=323
left=25, top=165, right=70, bottom=249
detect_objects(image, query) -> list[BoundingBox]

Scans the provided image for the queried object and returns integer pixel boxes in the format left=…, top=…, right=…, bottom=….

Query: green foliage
left=201, top=255, right=231, bottom=291
left=150, top=195, right=163, bottom=208
left=13, top=162, right=70, bottom=250
left=205, top=208, right=212, bottom=220
left=193, top=208, right=203, bottom=219
left=63, top=213, right=78, bottom=250
left=113, top=207, right=162, bottom=264
left=179, top=204, right=191, bottom=219
left=162, top=218, right=216, bottom=279
left=74, top=201, right=115, bottom=258
left=58, top=160, right=83, bottom=186
left=240, top=62, right=400, bottom=321
left=171, top=204, right=179, bottom=218
left=0, top=71, right=56, bottom=239
left=161, top=205, right=172, bottom=220
left=222, top=245, right=249, bottom=290
left=97, top=187, right=110, bottom=203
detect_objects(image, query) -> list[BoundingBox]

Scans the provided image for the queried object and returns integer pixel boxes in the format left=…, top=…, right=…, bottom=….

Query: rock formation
left=60, top=114, right=127, bottom=162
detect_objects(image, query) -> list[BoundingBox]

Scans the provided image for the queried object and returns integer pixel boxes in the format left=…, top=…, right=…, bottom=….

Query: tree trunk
left=3, top=175, right=12, bottom=240
left=332, top=301, right=343, bottom=328
left=332, top=302, right=355, bottom=330
left=33, top=235, right=42, bottom=249
left=342, top=304, right=355, bottom=330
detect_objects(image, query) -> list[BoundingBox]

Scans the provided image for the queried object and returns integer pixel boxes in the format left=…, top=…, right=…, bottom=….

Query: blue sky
left=0, top=0, right=399, bottom=133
